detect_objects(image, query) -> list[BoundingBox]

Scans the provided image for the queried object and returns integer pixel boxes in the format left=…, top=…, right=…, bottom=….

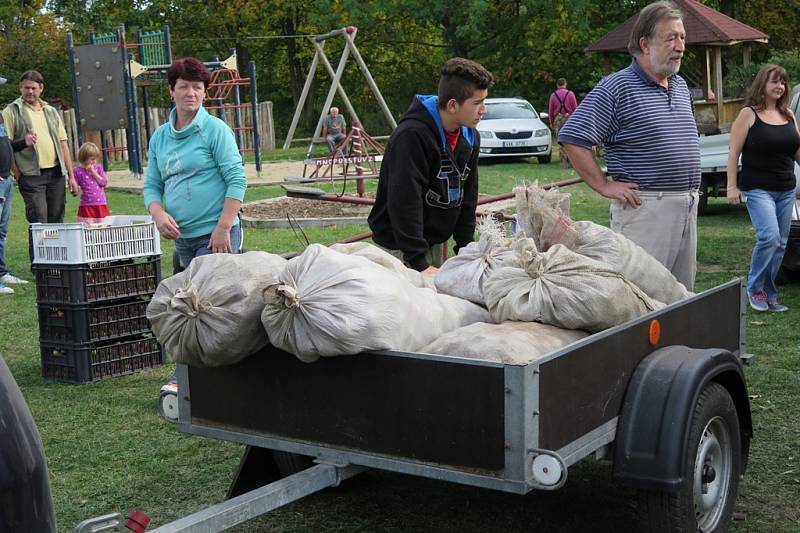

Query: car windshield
left=484, top=101, right=538, bottom=120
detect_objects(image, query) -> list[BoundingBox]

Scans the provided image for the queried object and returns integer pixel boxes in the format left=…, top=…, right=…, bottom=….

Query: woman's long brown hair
left=745, top=63, right=792, bottom=120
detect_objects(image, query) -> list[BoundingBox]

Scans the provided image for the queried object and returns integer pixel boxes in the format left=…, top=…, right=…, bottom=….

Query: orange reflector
left=648, top=319, right=661, bottom=346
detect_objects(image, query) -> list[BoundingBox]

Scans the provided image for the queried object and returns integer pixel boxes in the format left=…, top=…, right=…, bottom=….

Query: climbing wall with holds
left=72, top=43, right=128, bottom=131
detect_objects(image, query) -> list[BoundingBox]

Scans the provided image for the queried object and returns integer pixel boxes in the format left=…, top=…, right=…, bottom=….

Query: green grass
left=0, top=153, right=798, bottom=532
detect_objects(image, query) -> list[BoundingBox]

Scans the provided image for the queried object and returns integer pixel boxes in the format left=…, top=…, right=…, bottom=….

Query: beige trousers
left=610, top=190, right=698, bottom=291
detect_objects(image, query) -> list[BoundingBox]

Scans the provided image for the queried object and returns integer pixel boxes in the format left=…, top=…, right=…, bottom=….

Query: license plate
left=501, top=140, right=530, bottom=148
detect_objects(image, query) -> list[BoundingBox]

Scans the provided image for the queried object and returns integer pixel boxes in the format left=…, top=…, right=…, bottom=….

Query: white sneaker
left=0, top=284, right=13, bottom=294
left=0, top=273, right=28, bottom=284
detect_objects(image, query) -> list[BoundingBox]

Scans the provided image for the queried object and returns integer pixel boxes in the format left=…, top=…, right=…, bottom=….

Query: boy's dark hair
left=437, top=58, right=494, bottom=109
left=20, top=70, right=45, bottom=85
left=167, top=57, right=211, bottom=89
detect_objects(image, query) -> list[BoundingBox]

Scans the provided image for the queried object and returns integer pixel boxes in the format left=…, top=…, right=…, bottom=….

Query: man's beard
left=651, top=55, right=681, bottom=77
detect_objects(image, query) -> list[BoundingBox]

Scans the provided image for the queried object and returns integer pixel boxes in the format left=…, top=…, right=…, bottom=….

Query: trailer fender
left=612, top=345, right=752, bottom=492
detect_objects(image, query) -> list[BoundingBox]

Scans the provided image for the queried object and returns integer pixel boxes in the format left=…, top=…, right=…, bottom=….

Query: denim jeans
left=18, top=167, right=66, bottom=262
left=326, top=133, right=347, bottom=154
left=174, top=224, right=242, bottom=269
left=0, top=176, right=13, bottom=277
left=742, top=188, right=795, bottom=301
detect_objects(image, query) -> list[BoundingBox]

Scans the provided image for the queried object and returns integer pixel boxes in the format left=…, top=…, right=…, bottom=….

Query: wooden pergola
left=586, top=0, right=768, bottom=131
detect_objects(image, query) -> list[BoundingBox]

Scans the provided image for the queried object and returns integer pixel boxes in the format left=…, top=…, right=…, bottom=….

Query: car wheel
left=537, top=154, right=552, bottom=164
left=698, top=177, right=710, bottom=216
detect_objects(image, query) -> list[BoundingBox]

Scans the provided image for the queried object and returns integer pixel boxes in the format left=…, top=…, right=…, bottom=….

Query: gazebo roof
left=586, top=0, right=768, bottom=53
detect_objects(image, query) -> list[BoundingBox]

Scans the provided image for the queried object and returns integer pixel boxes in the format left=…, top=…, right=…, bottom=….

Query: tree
left=0, top=0, right=70, bottom=102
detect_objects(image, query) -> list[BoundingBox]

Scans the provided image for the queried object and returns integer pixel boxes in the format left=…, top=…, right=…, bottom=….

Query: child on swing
left=74, top=141, right=110, bottom=223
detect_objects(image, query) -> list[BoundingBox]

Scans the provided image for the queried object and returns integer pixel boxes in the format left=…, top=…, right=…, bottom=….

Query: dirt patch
left=105, top=161, right=305, bottom=191
left=241, top=195, right=517, bottom=231
left=242, top=194, right=375, bottom=220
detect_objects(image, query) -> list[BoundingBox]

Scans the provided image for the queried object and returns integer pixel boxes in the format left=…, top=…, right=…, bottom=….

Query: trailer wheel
left=273, top=451, right=314, bottom=477
left=637, top=382, right=741, bottom=533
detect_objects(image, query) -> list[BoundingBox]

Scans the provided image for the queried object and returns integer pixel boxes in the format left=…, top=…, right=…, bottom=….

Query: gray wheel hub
left=693, top=415, right=732, bottom=531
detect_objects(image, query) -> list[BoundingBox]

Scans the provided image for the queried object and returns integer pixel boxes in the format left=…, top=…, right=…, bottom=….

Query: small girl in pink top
left=74, top=142, right=110, bottom=223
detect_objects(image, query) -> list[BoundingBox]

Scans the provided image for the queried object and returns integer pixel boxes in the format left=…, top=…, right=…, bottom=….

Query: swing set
left=282, top=27, right=397, bottom=193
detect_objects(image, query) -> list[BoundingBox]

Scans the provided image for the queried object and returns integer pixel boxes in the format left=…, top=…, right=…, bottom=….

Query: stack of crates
left=31, top=216, right=165, bottom=383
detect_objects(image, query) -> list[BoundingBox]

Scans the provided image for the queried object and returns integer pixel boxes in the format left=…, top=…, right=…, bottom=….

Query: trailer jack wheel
left=158, top=382, right=179, bottom=423
left=637, top=382, right=741, bottom=532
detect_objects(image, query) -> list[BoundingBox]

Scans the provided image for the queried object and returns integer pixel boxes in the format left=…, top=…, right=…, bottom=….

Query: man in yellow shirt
left=2, top=70, right=77, bottom=259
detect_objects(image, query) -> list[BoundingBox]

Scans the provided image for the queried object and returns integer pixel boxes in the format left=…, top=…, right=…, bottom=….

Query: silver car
left=477, top=98, right=552, bottom=163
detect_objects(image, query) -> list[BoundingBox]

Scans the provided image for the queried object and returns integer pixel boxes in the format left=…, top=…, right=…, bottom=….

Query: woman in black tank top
left=726, top=64, right=800, bottom=312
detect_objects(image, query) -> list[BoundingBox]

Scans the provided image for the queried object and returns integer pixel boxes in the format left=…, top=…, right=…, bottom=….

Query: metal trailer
left=102, top=278, right=753, bottom=533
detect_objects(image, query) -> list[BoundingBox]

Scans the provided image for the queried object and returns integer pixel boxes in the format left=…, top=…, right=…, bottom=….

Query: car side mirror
left=539, top=112, right=549, bottom=121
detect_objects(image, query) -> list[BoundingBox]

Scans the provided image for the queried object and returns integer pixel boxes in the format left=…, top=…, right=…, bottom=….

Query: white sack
left=261, top=244, right=490, bottom=363
left=329, top=241, right=435, bottom=290
left=484, top=240, right=663, bottom=332
left=146, top=251, right=287, bottom=367
left=514, top=182, right=691, bottom=304
left=420, top=321, right=589, bottom=365
left=569, top=220, right=692, bottom=304
left=434, top=217, right=516, bottom=304
left=514, top=182, right=573, bottom=251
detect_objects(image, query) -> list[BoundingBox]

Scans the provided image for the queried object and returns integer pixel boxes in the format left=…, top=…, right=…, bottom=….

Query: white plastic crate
left=31, top=216, right=161, bottom=264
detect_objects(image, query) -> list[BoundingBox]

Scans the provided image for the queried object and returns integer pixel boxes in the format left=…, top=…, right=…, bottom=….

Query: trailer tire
left=273, top=451, right=315, bottom=477
left=637, top=382, right=741, bottom=533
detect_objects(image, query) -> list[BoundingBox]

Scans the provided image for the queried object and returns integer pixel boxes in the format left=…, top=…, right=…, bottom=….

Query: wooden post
left=312, top=40, right=361, bottom=127
left=743, top=44, right=751, bottom=68
left=342, top=30, right=397, bottom=130
left=260, top=101, right=275, bottom=150
left=307, top=40, right=352, bottom=159
left=703, top=47, right=712, bottom=101
left=714, top=47, right=724, bottom=130
left=283, top=46, right=321, bottom=149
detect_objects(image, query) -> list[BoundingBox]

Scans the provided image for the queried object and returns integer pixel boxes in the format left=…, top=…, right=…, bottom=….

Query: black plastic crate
left=34, top=256, right=161, bottom=305
left=41, top=336, right=165, bottom=383
left=38, top=298, right=152, bottom=344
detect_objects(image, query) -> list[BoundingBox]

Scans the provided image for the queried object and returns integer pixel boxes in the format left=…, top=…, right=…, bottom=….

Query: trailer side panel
left=537, top=282, right=742, bottom=451
left=189, top=350, right=507, bottom=472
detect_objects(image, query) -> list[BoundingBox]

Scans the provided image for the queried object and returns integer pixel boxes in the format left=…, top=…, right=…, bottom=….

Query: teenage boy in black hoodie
left=368, top=58, right=494, bottom=274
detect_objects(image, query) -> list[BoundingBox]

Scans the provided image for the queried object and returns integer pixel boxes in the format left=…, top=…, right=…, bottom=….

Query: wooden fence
left=61, top=101, right=275, bottom=164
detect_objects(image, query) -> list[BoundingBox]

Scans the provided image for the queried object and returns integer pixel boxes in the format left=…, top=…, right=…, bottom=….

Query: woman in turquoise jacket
left=143, top=57, right=246, bottom=268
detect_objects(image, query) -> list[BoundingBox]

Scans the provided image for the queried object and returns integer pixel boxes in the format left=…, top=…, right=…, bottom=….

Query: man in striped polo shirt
left=559, top=0, right=700, bottom=290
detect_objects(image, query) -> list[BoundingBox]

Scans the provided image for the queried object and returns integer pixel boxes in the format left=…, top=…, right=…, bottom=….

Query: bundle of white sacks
left=147, top=184, right=691, bottom=366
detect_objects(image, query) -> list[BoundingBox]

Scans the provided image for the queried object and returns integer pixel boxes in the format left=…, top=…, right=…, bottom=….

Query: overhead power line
left=172, top=33, right=320, bottom=42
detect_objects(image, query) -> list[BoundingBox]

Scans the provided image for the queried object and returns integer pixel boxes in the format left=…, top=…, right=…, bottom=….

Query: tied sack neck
left=264, top=283, right=301, bottom=309
left=170, top=286, right=213, bottom=317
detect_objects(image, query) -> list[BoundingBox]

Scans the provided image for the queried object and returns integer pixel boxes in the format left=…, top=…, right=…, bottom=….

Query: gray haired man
left=558, top=1, right=700, bottom=290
